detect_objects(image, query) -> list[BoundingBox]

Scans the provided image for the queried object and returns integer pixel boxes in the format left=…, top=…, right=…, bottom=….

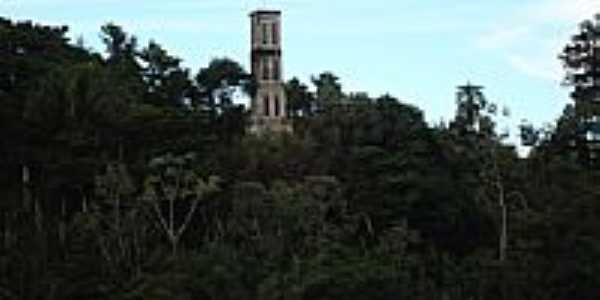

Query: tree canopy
left=1, top=14, right=600, bottom=300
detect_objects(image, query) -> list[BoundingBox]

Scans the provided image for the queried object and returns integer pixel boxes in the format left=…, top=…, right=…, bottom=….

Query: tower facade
left=249, top=10, right=291, bottom=133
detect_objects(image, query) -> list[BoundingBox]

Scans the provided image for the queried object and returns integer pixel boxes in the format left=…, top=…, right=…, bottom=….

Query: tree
left=142, top=153, right=220, bottom=256
left=0, top=18, right=94, bottom=215
left=451, top=82, right=489, bottom=134
left=193, top=58, right=252, bottom=143
left=6, top=14, right=600, bottom=300
left=559, top=13, right=600, bottom=165
left=139, top=40, right=192, bottom=107
left=93, top=162, right=142, bottom=277
left=23, top=62, right=132, bottom=184
left=100, top=23, right=144, bottom=103
left=195, top=58, right=250, bottom=117
left=18, top=62, right=138, bottom=260
left=285, top=77, right=314, bottom=118
left=100, top=22, right=138, bottom=65
left=311, top=72, right=343, bottom=110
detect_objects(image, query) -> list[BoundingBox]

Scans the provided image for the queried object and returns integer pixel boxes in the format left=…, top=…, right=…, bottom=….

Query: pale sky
left=3, top=0, right=600, bottom=145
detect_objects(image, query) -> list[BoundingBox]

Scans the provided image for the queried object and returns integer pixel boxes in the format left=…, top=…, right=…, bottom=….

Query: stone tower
left=249, top=10, right=291, bottom=133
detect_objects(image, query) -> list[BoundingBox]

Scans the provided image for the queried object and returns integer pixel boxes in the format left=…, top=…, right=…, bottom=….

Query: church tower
left=249, top=10, right=291, bottom=133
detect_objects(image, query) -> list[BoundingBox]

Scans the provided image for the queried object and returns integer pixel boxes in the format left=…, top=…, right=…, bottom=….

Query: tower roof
left=250, top=10, right=281, bottom=17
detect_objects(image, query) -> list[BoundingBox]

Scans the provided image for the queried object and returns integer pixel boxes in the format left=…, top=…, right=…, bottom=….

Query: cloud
left=538, top=0, right=600, bottom=22
left=476, top=0, right=600, bottom=82
left=477, top=26, right=531, bottom=49
left=507, top=54, right=562, bottom=81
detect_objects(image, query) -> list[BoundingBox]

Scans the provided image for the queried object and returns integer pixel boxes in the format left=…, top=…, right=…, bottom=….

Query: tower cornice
left=250, top=10, right=282, bottom=17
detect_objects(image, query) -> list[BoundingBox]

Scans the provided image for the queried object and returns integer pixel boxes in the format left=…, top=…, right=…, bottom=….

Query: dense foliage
left=1, top=16, right=600, bottom=299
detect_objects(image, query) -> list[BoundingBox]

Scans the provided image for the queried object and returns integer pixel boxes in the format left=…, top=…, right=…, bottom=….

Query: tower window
left=262, top=23, right=268, bottom=45
left=264, top=95, right=270, bottom=116
left=262, top=57, right=269, bottom=80
left=272, top=23, right=278, bottom=45
left=273, top=58, right=279, bottom=80
left=274, top=96, right=280, bottom=117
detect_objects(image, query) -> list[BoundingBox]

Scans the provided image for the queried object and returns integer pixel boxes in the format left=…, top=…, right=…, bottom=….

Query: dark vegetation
left=1, top=14, right=600, bottom=299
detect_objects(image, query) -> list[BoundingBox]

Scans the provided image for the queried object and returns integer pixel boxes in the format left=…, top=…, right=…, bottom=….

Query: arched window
left=264, top=95, right=270, bottom=116
left=262, top=57, right=269, bottom=80
left=262, top=23, right=268, bottom=45
left=273, top=58, right=279, bottom=80
left=272, top=23, right=278, bottom=45
left=274, top=96, right=280, bottom=117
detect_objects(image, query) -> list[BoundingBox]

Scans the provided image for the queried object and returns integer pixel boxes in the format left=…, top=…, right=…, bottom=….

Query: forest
left=1, top=12, right=600, bottom=300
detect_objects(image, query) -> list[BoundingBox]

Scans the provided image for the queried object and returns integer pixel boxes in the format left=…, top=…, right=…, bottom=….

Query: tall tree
left=0, top=18, right=93, bottom=212
left=194, top=58, right=251, bottom=142
left=451, top=82, right=489, bottom=134
left=100, top=23, right=144, bottom=102
left=100, top=22, right=138, bottom=65
left=139, top=40, right=192, bottom=107
left=195, top=58, right=249, bottom=118
left=311, top=72, right=343, bottom=110
left=559, top=13, right=600, bottom=165
left=22, top=62, right=132, bottom=228
left=285, top=77, right=314, bottom=118
left=143, top=153, right=220, bottom=256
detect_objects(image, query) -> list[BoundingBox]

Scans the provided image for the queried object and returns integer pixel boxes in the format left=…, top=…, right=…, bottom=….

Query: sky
left=3, top=0, right=600, bottom=146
